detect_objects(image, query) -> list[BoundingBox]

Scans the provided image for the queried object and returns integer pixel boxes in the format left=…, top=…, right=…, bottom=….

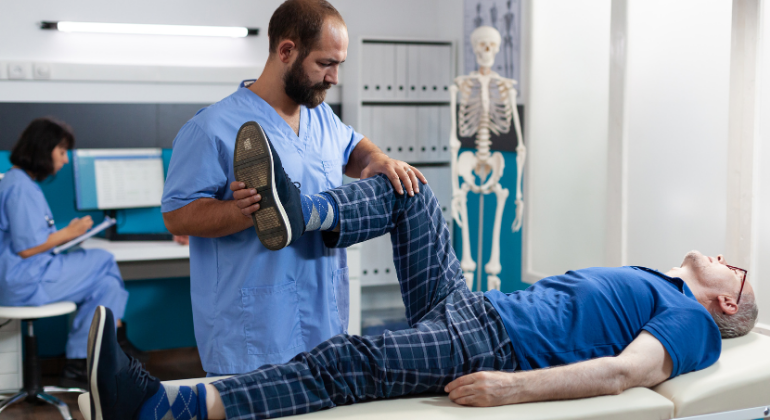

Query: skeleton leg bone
left=458, top=183, right=476, bottom=289
left=485, top=182, right=509, bottom=291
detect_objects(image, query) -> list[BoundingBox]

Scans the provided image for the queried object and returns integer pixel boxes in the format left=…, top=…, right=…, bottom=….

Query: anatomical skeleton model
left=449, top=26, right=525, bottom=291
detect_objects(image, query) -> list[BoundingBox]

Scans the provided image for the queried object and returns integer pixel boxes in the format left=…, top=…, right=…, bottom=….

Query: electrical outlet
left=33, top=63, right=51, bottom=79
left=8, top=62, right=32, bottom=80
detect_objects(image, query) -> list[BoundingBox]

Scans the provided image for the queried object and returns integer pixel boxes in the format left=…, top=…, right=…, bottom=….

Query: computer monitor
left=72, top=148, right=165, bottom=211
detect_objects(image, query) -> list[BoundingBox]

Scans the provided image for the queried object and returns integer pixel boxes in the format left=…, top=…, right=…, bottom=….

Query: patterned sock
left=301, top=192, right=339, bottom=231
left=137, top=383, right=208, bottom=420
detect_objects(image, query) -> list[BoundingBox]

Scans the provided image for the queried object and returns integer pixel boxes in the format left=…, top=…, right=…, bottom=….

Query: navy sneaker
left=233, top=121, right=305, bottom=250
left=87, top=306, right=160, bottom=420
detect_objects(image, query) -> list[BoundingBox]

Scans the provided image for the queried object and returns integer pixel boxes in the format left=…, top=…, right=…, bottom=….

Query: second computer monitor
left=73, top=148, right=165, bottom=211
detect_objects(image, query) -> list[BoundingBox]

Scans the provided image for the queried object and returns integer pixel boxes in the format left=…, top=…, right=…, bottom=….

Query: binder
left=407, top=44, right=422, bottom=99
left=395, top=44, right=409, bottom=100
left=361, top=44, right=376, bottom=100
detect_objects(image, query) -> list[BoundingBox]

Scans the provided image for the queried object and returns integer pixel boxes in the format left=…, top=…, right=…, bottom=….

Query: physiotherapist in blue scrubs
left=161, top=0, right=427, bottom=375
left=0, top=118, right=144, bottom=388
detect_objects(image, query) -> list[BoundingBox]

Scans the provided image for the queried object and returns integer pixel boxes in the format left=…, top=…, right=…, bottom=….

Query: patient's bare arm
left=445, top=331, right=673, bottom=407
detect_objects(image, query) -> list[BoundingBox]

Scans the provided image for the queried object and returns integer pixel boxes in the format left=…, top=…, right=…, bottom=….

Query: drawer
left=0, top=331, right=20, bottom=353
left=0, top=373, right=21, bottom=391
left=347, top=246, right=361, bottom=280
left=0, top=353, right=19, bottom=375
left=0, top=319, right=19, bottom=332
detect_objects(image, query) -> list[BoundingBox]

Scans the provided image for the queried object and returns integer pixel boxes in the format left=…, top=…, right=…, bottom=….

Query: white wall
left=0, top=0, right=269, bottom=67
left=755, top=0, right=770, bottom=329
left=525, top=0, right=610, bottom=280
left=523, top=0, right=768, bottom=331
left=525, top=0, right=743, bottom=276
left=0, top=0, right=463, bottom=107
left=0, top=0, right=271, bottom=103
left=624, top=0, right=732, bottom=270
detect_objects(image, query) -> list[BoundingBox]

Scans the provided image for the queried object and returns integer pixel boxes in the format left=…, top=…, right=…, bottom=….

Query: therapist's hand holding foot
left=231, top=121, right=341, bottom=252
left=230, top=182, right=261, bottom=216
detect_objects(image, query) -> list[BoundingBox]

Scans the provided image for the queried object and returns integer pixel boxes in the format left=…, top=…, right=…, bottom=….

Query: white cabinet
left=361, top=40, right=453, bottom=103
left=360, top=40, right=454, bottom=166
left=0, top=319, right=22, bottom=392
left=355, top=38, right=455, bottom=332
left=362, top=104, right=451, bottom=165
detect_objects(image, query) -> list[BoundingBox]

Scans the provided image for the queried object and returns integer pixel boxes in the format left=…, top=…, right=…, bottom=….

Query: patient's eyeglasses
left=725, top=265, right=748, bottom=304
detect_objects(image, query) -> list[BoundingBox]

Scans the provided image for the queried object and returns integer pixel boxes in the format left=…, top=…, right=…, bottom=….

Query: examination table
left=79, top=332, right=770, bottom=420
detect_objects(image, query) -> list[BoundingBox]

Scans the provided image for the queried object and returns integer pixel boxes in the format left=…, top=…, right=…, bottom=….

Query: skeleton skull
left=470, top=26, right=501, bottom=70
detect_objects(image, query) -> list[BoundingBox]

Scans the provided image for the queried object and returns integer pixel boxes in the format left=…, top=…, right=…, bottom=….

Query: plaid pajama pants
left=213, top=174, right=516, bottom=419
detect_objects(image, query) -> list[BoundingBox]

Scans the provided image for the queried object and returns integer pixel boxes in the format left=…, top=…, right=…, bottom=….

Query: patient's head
left=672, top=251, right=758, bottom=338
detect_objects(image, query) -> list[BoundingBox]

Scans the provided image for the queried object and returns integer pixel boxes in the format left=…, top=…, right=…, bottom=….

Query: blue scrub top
left=485, top=266, right=722, bottom=378
left=162, top=81, right=364, bottom=374
left=0, top=168, right=62, bottom=305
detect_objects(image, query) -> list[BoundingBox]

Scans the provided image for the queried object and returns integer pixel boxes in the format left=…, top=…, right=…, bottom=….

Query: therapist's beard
left=283, top=56, right=331, bottom=108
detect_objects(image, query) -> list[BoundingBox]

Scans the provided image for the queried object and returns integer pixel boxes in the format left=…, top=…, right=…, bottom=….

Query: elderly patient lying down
left=86, top=136, right=758, bottom=420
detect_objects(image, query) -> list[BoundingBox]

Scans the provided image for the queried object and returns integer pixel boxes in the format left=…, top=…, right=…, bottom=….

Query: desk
left=80, top=238, right=190, bottom=281
left=80, top=239, right=362, bottom=335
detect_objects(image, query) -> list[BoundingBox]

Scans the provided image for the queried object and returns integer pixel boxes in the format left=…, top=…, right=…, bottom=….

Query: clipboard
left=52, top=216, right=117, bottom=255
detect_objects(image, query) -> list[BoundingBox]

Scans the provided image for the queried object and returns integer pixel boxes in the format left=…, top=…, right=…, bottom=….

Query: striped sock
left=137, top=383, right=208, bottom=420
left=301, top=192, right=339, bottom=231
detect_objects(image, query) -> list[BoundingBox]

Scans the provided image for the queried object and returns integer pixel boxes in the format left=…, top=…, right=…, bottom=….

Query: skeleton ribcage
left=457, top=77, right=514, bottom=138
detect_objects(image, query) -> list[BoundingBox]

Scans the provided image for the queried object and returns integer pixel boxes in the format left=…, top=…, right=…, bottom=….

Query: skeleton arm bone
left=509, top=84, right=526, bottom=232
left=449, top=83, right=463, bottom=226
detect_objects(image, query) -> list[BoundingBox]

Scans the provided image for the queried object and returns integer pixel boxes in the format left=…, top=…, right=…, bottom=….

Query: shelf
left=361, top=277, right=399, bottom=287
left=361, top=100, right=450, bottom=106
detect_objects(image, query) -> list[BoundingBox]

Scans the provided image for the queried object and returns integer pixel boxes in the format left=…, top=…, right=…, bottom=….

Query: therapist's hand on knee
left=360, top=153, right=427, bottom=197
left=230, top=182, right=262, bottom=216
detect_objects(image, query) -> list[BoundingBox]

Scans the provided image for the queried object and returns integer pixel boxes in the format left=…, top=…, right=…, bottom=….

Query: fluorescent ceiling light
left=40, top=21, right=258, bottom=38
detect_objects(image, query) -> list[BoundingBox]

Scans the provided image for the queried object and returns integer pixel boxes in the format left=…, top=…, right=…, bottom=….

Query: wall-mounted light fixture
left=40, top=21, right=258, bottom=38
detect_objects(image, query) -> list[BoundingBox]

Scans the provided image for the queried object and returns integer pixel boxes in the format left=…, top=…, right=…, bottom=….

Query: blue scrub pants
left=42, top=249, right=128, bottom=359
left=213, top=175, right=515, bottom=419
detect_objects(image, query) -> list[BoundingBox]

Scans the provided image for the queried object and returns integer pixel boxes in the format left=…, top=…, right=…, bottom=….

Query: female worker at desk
left=0, top=117, right=145, bottom=389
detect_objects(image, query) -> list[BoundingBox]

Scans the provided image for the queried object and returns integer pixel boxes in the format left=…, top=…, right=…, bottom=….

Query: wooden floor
left=0, top=347, right=206, bottom=420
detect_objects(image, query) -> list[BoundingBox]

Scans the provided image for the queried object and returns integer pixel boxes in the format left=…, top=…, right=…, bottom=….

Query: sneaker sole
left=233, top=121, right=292, bottom=250
left=87, top=306, right=106, bottom=420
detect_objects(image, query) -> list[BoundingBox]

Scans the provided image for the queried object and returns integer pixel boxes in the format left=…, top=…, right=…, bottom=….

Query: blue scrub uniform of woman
left=0, top=168, right=128, bottom=359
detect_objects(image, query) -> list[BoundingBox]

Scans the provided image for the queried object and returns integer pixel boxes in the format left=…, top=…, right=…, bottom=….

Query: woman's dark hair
left=10, top=117, right=75, bottom=181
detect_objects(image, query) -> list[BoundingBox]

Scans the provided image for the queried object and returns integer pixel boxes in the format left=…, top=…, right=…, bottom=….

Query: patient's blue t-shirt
left=485, top=266, right=721, bottom=378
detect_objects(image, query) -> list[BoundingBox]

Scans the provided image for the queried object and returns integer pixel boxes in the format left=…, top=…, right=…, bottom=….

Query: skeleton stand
left=449, top=71, right=525, bottom=291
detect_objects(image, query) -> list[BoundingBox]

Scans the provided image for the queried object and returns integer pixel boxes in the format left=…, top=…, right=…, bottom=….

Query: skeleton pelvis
left=457, top=151, right=505, bottom=193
